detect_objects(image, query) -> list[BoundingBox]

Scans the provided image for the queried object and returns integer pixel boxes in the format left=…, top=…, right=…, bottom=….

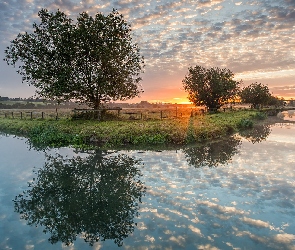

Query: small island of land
left=0, top=105, right=282, bottom=149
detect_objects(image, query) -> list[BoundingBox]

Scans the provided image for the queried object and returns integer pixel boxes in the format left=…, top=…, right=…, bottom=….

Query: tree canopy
left=4, top=9, right=144, bottom=109
left=13, top=151, right=145, bottom=246
left=182, top=65, right=241, bottom=111
left=239, top=82, right=271, bottom=109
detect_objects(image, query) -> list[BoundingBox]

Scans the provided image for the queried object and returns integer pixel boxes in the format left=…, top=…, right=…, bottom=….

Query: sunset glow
left=0, top=0, right=294, bottom=101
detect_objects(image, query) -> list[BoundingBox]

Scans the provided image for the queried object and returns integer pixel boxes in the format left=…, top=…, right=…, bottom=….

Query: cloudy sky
left=0, top=0, right=295, bottom=103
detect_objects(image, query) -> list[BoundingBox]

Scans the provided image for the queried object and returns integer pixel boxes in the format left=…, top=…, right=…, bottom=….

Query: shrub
left=252, top=112, right=267, bottom=120
left=237, top=119, right=253, bottom=129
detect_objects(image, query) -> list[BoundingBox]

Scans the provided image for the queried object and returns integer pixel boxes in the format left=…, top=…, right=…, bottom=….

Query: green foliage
left=71, top=110, right=120, bottom=121
left=239, top=82, right=271, bottom=109
left=28, top=123, right=83, bottom=148
left=267, top=95, right=284, bottom=107
left=252, top=111, right=267, bottom=120
left=186, top=110, right=260, bottom=143
left=182, top=65, right=241, bottom=111
left=0, top=110, right=263, bottom=148
left=237, top=118, right=253, bottom=129
left=132, top=134, right=167, bottom=144
left=4, top=9, right=144, bottom=109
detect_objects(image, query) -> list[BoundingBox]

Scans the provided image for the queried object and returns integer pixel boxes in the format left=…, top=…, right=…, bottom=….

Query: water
left=0, top=122, right=295, bottom=249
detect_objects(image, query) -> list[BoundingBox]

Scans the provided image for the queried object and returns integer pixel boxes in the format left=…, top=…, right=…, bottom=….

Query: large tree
left=182, top=65, right=241, bottom=111
left=4, top=9, right=144, bottom=109
left=239, top=82, right=271, bottom=109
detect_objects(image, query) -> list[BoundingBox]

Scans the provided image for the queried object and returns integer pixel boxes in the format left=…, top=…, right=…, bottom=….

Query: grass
left=186, top=110, right=262, bottom=143
left=0, top=109, right=264, bottom=149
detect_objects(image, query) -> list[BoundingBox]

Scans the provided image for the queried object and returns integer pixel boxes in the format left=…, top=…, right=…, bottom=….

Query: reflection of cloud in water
left=121, top=124, right=295, bottom=249
left=241, top=217, right=273, bottom=229
left=2, top=123, right=295, bottom=249
left=267, top=123, right=295, bottom=145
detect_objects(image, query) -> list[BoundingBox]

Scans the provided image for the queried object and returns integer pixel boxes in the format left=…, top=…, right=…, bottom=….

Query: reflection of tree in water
left=183, top=136, right=241, bottom=168
left=239, top=124, right=271, bottom=144
left=13, top=151, right=146, bottom=246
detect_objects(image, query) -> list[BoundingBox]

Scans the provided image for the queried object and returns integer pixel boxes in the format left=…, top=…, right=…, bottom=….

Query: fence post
left=42, top=112, right=44, bottom=119
left=11, top=112, right=14, bottom=118
left=30, top=112, right=33, bottom=119
left=21, top=112, right=23, bottom=119
left=55, top=108, right=58, bottom=120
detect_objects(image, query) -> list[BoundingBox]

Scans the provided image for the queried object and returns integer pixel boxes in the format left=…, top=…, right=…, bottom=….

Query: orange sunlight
left=170, top=97, right=191, bottom=104
left=147, top=97, right=192, bottom=104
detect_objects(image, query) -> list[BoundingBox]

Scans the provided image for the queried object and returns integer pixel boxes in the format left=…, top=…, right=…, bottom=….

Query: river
left=0, top=119, right=294, bottom=249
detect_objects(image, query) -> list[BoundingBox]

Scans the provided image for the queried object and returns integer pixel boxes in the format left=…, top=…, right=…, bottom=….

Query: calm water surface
left=0, top=122, right=295, bottom=249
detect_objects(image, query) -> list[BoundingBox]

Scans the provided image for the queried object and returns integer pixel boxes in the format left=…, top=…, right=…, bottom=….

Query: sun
left=171, top=97, right=192, bottom=104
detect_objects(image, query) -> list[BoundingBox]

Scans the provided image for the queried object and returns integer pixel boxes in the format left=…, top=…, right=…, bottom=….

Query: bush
left=28, top=124, right=82, bottom=148
left=252, top=112, right=267, bottom=120
left=237, top=119, right=253, bottom=129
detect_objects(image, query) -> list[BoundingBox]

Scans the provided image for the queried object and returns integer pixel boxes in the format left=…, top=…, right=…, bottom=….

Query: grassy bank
left=0, top=110, right=264, bottom=149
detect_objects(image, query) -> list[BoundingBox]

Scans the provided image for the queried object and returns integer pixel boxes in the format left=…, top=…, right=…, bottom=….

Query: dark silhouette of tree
left=4, top=9, right=144, bottom=109
left=239, top=82, right=271, bottom=109
left=267, top=95, right=284, bottom=107
left=239, top=124, right=271, bottom=144
left=13, top=151, right=146, bottom=246
left=182, top=65, right=241, bottom=111
left=183, top=136, right=242, bottom=168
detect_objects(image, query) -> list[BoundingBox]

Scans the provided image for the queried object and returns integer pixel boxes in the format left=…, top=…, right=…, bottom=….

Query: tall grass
left=0, top=110, right=264, bottom=149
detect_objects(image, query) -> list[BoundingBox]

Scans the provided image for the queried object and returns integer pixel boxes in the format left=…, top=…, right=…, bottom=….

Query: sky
left=0, top=0, right=295, bottom=104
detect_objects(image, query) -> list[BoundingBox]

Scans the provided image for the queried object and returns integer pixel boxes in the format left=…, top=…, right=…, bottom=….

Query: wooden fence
left=0, top=107, right=205, bottom=121
left=0, top=109, right=70, bottom=120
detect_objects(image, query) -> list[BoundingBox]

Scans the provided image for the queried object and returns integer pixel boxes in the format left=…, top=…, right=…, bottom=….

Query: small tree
left=267, top=95, right=284, bottom=107
left=4, top=9, right=144, bottom=109
left=182, top=65, right=241, bottom=111
left=239, top=82, right=271, bottom=109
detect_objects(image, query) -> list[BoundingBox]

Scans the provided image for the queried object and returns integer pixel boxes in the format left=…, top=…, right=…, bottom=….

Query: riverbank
left=0, top=110, right=265, bottom=149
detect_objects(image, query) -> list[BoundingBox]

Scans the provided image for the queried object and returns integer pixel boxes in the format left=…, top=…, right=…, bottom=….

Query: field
left=0, top=107, right=262, bottom=149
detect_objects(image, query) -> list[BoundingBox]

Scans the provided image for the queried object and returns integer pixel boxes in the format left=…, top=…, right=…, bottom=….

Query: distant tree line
left=0, top=97, right=81, bottom=109
left=0, top=96, right=47, bottom=102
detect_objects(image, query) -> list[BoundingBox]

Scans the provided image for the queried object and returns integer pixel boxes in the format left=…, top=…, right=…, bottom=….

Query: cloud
left=269, top=85, right=295, bottom=97
left=1, top=0, right=294, bottom=100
